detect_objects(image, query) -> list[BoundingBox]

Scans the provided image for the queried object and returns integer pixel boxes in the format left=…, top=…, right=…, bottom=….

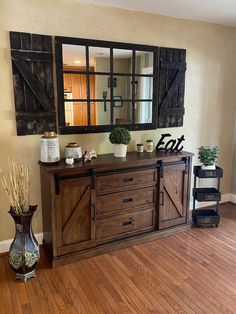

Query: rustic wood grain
left=10, top=31, right=56, bottom=135
left=159, top=162, right=188, bottom=229
left=40, top=152, right=192, bottom=266
left=1, top=203, right=236, bottom=313
left=158, top=47, right=186, bottom=128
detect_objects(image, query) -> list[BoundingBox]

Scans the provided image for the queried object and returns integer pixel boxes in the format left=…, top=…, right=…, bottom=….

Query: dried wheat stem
left=0, top=160, right=31, bottom=214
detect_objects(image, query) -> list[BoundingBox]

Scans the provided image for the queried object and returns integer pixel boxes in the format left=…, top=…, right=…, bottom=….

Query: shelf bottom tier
left=192, top=209, right=220, bottom=226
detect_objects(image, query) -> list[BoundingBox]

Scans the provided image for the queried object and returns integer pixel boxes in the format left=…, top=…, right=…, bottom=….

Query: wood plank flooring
left=1, top=203, right=236, bottom=313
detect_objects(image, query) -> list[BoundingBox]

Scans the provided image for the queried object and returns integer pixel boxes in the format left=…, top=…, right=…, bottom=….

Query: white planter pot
left=113, top=144, right=127, bottom=157
left=201, top=164, right=216, bottom=170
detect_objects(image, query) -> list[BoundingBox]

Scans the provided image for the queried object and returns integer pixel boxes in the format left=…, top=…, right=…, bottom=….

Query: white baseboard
left=231, top=194, right=236, bottom=204
left=0, top=233, right=43, bottom=254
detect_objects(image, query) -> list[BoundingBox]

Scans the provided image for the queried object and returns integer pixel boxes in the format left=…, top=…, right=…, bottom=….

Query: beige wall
left=1, top=0, right=236, bottom=241
left=232, top=115, right=236, bottom=194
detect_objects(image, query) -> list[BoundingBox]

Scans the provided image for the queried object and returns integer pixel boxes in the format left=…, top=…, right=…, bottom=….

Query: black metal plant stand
left=192, top=166, right=223, bottom=227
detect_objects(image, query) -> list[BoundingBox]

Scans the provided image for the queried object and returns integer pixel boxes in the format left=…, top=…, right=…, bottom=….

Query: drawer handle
left=123, top=177, right=134, bottom=183
left=160, top=191, right=165, bottom=206
left=123, top=198, right=133, bottom=203
left=122, top=219, right=134, bottom=226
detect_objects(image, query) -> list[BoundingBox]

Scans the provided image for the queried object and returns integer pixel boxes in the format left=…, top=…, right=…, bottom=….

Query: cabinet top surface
left=39, top=151, right=193, bottom=174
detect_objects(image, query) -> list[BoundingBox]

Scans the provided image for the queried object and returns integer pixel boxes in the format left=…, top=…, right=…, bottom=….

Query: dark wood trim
left=58, top=122, right=158, bottom=134
left=159, top=108, right=185, bottom=116
left=63, top=70, right=153, bottom=77
left=159, top=69, right=185, bottom=109
left=10, top=32, right=56, bottom=135
left=86, top=45, right=91, bottom=126
left=153, top=48, right=159, bottom=128
left=12, top=58, right=53, bottom=111
left=64, top=98, right=153, bottom=102
left=110, top=48, right=114, bottom=125
left=132, top=50, right=136, bottom=124
left=160, top=61, right=186, bottom=70
left=55, top=36, right=160, bottom=51
left=11, top=50, right=52, bottom=62
left=55, top=39, right=66, bottom=129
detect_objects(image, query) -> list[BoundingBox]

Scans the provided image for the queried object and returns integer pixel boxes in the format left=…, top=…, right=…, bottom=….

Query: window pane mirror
left=55, top=37, right=158, bottom=134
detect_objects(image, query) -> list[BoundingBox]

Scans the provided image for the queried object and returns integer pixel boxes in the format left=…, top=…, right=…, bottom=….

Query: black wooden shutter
left=10, top=32, right=56, bottom=135
left=158, top=48, right=186, bottom=128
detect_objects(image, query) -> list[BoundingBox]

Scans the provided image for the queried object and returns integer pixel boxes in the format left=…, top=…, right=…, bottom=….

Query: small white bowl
left=65, top=157, right=74, bottom=165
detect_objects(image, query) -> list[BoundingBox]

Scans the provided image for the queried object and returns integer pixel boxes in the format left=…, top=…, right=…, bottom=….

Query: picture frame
left=113, top=96, right=123, bottom=107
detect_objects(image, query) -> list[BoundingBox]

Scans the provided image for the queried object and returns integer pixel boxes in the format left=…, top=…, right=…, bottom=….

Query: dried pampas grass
left=0, top=160, right=31, bottom=214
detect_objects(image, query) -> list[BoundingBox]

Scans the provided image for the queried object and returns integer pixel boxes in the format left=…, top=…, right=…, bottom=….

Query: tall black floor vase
left=9, top=205, right=40, bottom=281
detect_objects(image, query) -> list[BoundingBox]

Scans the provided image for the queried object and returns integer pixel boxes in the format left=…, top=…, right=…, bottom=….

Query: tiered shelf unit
left=192, top=166, right=223, bottom=227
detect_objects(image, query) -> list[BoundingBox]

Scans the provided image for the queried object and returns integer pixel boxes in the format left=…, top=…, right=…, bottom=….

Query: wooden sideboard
left=39, top=151, right=193, bottom=267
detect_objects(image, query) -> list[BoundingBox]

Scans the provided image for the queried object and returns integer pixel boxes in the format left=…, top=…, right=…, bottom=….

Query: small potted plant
left=198, top=146, right=219, bottom=170
left=109, top=127, right=131, bottom=157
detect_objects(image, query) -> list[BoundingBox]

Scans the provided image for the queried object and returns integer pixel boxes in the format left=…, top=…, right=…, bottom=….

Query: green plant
left=198, top=146, right=219, bottom=166
left=109, top=127, right=131, bottom=145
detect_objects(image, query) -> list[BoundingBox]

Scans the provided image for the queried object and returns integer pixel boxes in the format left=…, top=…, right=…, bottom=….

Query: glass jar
left=146, top=140, right=154, bottom=153
left=136, top=144, right=144, bottom=153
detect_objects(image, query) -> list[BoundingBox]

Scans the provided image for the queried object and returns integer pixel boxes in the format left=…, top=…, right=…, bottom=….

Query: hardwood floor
left=1, top=203, right=236, bottom=313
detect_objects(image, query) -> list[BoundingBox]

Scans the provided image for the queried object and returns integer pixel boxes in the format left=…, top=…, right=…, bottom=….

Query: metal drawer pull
left=123, top=177, right=134, bottom=182
left=160, top=191, right=165, bottom=206
left=91, top=204, right=96, bottom=220
left=123, top=198, right=133, bottom=203
left=122, top=219, right=134, bottom=226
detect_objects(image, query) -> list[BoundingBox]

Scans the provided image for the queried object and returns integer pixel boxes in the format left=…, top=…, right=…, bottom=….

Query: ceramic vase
left=9, top=205, right=40, bottom=282
left=113, top=144, right=127, bottom=157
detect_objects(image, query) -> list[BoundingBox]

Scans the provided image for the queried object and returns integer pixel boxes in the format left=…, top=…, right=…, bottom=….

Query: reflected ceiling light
left=74, top=60, right=81, bottom=64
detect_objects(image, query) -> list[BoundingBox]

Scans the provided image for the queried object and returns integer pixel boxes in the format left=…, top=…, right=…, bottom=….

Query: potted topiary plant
left=109, top=127, right=131, bottom=157
left=198, top=146, right=219, bottom=170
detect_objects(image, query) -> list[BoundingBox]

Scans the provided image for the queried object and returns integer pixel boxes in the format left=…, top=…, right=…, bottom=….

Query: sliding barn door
left=159, top=161, right=189, bottom=230
left=54, top=176, right=96, bottom=256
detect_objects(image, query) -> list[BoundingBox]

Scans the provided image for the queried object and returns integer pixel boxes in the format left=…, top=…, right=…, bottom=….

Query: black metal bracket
left=91, top=168, right=96, bottom=189
left=185, top=157, right=190, bottom=174
left=160, top=161, right=164, bottom=178
left=96, top=163, right=160, bottom=177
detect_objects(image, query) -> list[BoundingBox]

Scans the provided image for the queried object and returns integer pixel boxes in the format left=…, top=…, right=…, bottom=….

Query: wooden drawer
left=96, top=168, right=157, bottom=193
left=96, top=208, right=154, bottom=242
left=96, top=186, right=156, bottom=217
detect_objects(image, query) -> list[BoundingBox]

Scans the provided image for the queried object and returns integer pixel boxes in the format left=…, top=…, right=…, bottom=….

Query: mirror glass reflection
left=90, top=102, right=111, bottom=126
left=135, top=101, right=152, bottom=124
left=135, top=76, right=153, bottom=100
left=135, top=51, right=153, bottom=74
left=64, top=101, right=88, bottom=127
left=113, top=49, right=132, bottom=74
left=63, top=44, right=86, bottom=68
left=89, top=47, right=110, bottom=72
left=62, top=44, right=154, bottom=127
left=114, top=101, right=132, bottom=125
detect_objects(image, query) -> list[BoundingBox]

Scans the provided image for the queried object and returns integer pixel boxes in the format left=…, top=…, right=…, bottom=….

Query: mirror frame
left=55, top=36, right=159, bottom=134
